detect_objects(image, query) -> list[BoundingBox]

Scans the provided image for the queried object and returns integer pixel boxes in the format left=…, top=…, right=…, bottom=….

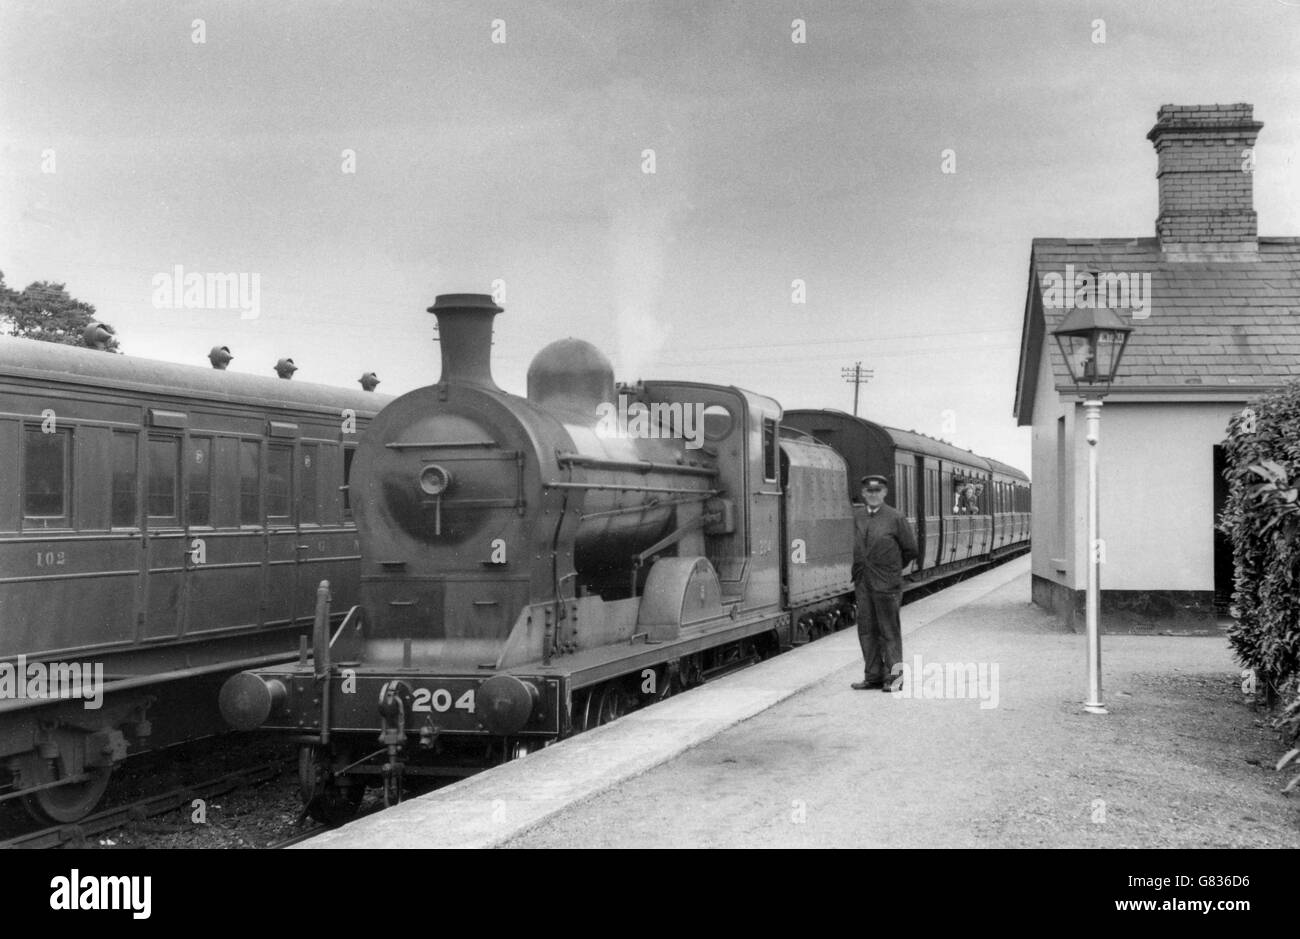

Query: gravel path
left=506, top=575, right=1300, bottom=848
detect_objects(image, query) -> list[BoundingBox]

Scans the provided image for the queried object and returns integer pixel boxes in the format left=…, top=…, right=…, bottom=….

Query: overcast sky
left=3, top=0, right=1298, bottom=471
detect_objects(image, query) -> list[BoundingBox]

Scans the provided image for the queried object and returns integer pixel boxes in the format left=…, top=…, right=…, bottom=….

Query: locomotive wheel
left=571, top=689, right=596, bottom=733
left=677, top=654, right=703, bottom=691
left=299, top=746, right=364, bottom=826
left=308, top=783, right=365, bottom=826
left=594, top=683, right=627, bottom=726
left=794, top=616, right=813, bottom=645
left=653, top=665, right=676, bottom=702
left=23, top=766, right=113, bottom=825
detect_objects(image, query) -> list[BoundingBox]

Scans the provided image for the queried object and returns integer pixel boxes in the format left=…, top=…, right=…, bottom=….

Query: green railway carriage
left=0, top=335, right=389, bottom=821
left=782, top=410, right=1030, bottom=581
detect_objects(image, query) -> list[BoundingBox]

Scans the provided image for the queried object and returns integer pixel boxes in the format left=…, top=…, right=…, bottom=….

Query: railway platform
left=302, top=555, right=1298, bottom=849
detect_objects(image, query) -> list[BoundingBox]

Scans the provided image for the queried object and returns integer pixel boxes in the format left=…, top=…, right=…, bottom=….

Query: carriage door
left=143, top=431, right=186, bottom=640
left=924, top=459, right=941, bottom=570
left=913, top=456, right=926, bottom=570
left=181, top=434, right=215, bottom=637
left=292, top=441, right=333, bottom=625
left=264, top=433, right=299, bottom=627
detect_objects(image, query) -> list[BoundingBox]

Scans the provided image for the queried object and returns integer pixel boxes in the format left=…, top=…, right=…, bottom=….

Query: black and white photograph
left=1, top=0, right=1297, bottom=914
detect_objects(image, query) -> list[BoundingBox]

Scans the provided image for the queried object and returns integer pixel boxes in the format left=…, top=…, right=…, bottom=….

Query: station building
left=1013, top=103, right=1300, bottom=630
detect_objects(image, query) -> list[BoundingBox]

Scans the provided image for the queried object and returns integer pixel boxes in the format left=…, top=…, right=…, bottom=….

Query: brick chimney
left=1147, top=104, right=1263, bottom=257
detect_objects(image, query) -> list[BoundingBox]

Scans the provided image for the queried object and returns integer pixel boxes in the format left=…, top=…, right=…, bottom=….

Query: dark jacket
left=852, top=503, right=919, bottom=591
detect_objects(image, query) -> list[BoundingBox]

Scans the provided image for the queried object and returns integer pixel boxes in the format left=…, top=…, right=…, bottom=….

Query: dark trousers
left=856, top=582, right=902, bottom=683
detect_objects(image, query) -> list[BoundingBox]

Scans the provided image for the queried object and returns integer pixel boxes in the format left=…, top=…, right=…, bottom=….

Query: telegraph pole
left=840, top=362, right=873, bottom=417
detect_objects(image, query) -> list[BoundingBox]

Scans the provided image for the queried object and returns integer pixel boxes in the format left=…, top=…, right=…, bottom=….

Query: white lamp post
left=1052, top=306, right=1133, bottom=715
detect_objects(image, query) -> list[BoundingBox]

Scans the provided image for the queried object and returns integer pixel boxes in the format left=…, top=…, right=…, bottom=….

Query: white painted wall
left=1030, top=340, right=1069, bottom=586
left=1090, top=401, right=1242, bottom=591
left=1029, top=332, right=1249, bottom=595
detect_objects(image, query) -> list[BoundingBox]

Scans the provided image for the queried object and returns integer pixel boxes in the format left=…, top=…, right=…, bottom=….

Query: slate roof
left=1013, top=236, right=1300, bottom=425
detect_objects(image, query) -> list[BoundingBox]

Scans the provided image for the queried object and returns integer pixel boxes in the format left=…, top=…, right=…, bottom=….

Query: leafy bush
left=1219, top=381, right=1300, bottom=704
left=1276, top=699, right=1300, bottom=795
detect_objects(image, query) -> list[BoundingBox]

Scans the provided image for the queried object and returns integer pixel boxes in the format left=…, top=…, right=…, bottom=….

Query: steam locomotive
left=218, top=295, right=1028, bottom=823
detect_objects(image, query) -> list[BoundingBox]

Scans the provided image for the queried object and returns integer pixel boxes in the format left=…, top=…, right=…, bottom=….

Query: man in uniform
left=851, top=474, right=919, bottom=691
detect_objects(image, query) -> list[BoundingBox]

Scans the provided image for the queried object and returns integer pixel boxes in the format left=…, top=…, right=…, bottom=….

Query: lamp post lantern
left=1052, top=306, right=1134, bottom=715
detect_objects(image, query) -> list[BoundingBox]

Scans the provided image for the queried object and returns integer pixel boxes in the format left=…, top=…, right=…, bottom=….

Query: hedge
left=1219, top=380, right=1300, bottom=703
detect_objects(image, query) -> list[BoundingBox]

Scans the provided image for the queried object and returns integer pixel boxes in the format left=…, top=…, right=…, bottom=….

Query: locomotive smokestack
left=427, top=294, right=503, bottom=389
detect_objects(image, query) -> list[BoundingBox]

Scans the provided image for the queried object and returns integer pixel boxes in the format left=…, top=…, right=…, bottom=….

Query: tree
left=0, top=270, right=119, bottom=351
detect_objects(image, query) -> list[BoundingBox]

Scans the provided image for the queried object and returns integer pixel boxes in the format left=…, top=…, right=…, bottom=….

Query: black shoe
left=882, top=682, right=901, bottom=693
left=851, top=680, right=884, bottom=691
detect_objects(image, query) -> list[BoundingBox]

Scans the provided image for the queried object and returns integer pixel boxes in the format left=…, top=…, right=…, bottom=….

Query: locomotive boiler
left=219, top=294, right=857, bottom=821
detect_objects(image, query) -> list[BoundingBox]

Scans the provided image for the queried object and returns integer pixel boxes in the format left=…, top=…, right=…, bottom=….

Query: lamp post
left=1052, top=306, right=1133, bottom=715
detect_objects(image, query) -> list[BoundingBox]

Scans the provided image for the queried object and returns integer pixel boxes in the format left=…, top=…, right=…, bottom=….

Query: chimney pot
left=1147, top=103, right=1263, bottom=255
left=427, top=294, right=503, bottom=389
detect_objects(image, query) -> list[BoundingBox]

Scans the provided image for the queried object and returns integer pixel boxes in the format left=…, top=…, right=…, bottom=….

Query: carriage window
left=299, top=444, right=318, bottom=525
left=267, top=444, right=293, bottom=524
left=239, top=440, right=260, bottom=525
left=111, top=432, right=137, bottom=527
left=342, top=446, right=356, bottom=517
left=762, top=418, right=778, bottom=482
left=896, top=464, right=913, bottom=517
left=952, top=473, right=983, bottom=514
left=187, top=437, right=213, bottom=526
left=23, top=427, right=70, bottom=526
left=147, top=436, right=180, bottom=522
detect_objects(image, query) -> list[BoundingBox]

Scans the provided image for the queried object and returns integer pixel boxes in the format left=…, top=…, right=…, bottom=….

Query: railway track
left=0, top=762, right=283, bottom=850
left=268, top=828, right=326, bottom=849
